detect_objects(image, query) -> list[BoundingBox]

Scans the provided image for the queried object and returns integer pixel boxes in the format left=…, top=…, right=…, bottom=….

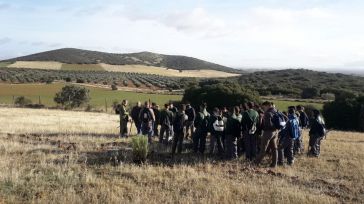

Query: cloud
left=0, top=3, right=10, bottom=10
left=0, top=37, right=11, bottom=45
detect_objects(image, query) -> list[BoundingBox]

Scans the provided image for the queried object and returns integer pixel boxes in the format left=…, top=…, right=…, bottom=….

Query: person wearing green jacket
left=242, top=102, right=259, bottom=161
left=193, top=103, right=210, bottom=154
left=225, top=106, right=242, bottom=159
left=118, top=100, right=129, bottom=138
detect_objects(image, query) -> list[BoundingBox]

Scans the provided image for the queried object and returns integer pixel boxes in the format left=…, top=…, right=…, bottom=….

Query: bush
left=111, top=84, right=118, bottom=91
left=301, top=87, right=319, bottom=99
left=54, top=85, right=90, bottom=109
left=76, top=79, right=85, bottom=83
left=323, top=95, right=364, bottom=132
left=183, top=81, right=260, bottom=110
left=131, top=136, right=148, bottom=163
left=14, top=96, right=32, bottom=107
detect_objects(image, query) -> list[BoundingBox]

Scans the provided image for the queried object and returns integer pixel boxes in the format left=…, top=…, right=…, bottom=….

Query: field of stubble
left=0, top=107, right=363, bottom=203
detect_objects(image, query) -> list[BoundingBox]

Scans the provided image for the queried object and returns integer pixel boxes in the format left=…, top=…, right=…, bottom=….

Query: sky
left=1, top=0, right=364, bottom=70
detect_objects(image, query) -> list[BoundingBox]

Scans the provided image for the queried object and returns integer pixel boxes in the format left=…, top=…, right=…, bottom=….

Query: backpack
left=115, top=104, right=121, bottom=114
left=244, top=111, right=258, bottom=134
left=273, top=111, right=287, bottom=130
left=185, top=107, right=196, bottom=122
left=316, top=117, right=326, bottom=136
left=174, top=113, right=186, bottom=132
left=141, top=108, right=152, bottom=124
left=288, top=117, right=300, bottom=140
left=213, top=116, right=225, bottom=132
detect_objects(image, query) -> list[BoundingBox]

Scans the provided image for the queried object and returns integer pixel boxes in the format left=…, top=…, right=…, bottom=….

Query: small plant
left=131, top=136, right=148, bottom=163
left=14, top=96, right=32, bottom=107
left=111, top=84, right=118, bottom=91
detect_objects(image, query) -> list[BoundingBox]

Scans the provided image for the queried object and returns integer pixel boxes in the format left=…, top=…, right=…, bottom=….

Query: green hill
left=3, top=48, right=242, bottom=73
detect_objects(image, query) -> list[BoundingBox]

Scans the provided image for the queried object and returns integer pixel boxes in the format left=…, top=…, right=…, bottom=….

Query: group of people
left=117, top=100, right=327, bottom=167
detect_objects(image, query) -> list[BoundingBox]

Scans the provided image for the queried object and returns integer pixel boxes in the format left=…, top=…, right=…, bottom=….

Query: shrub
left=14, top=96, right=32, bottom=107
left=54, top=85, right=90, bottom=109
left=301, top=87, right=319, bottom=99
left=111, top=84, right=118, bottom=91
left=131, top=136, right=148, bottom=163
left=76, top=79, right=85, bottom=83
left=183, top=81, right=260, bottom=110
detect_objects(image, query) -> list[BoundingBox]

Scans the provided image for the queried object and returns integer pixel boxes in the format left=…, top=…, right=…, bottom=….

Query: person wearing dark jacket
left=185, top=104, right=196, bottom=140
left=172, top=104, right=187, bottom=156
left=159, top=104, right=174, bottom=144
left=225, top=106, right=242, bottom=160
left=209, top=107, right=224, bottom=157
left=255, top=101, right=280, bottom=168
left=131, top=101, right=142, bottom=135
left=308, top=110, right=326, bottom=157
left=152, top=103, right=160, bottom=137
left=295, top=105, right=309, bottom=154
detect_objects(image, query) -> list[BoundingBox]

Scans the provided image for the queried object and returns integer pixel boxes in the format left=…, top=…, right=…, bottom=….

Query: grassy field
left=61, top=64, right=105, bottom=71
left=0, top=62, right=12, bottom=67
left=7, top=61, right=62, bottom=70
left=0, top=107, right=362, bottom=203
left=0, top=83, right=182, bottom=109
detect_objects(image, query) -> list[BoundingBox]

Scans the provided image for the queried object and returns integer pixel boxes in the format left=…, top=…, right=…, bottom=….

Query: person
left=139, top=101, right=156, bottom=143
left=159, top=104, right=174, bottom=144
left=278, top=108, right=300, bottom=166
left=152, top=103, right=160, bottom=137
left=295, top=105, right=309, bottom=154
left=169, top=102, right=178, bottom=115
left=131, top=101, right=142, bottom=135
left=242, top=102, right=259, bottom=161
left=308, top=110, right=326, bottom=157
left=193, top=103, right=210, bottom=154
left=118, top=100, right=129, bottom=138
left=225, top=106, right=242, bottom=160
left=209, top=107, right=225, bottom=157
left=185, top=103, right=196, bottom=140
left=255, top=101, right=280, bottom=168
left=172, top=104, right=188, bottom=156
left=254, top=104, right=265, bottom=155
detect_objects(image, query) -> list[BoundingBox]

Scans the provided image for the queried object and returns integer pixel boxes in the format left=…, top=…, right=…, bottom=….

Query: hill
left=3, top=48, right=241, bottom=74
left=238, top=69, right=364, bottom=98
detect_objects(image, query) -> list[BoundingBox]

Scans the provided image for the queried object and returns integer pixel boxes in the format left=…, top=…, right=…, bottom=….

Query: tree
left=14, top=96, right=32, bottom=107
left=301, top=87, right=319, bottom=99
left=183, top=81, right=260, bottom=110
left=54, top=85, right=90, bottom=109
left=359, top=105, right=364, bottom=132
left=111, top=84, right=118, bottom=91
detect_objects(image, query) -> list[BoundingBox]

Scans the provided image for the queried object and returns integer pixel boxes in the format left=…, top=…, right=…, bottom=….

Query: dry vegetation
left=7, top=61, right=63, bottom=70
left=0, top=107, right=363, bottom=203
left=101, top=64, right=240, bottom=78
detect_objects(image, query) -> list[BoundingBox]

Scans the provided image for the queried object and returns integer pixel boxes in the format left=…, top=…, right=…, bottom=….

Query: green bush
left=14, top=96, right=32, bottom=107
left=183, top=81, right=260, bottom=110
left=54, top=85, right=90, bottom=109
left=131, top=136, right=149, bottom=163
left=111, top=84, right=118, bottom=91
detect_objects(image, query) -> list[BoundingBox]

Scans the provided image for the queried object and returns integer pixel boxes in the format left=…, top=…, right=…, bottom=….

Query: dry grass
left=7, top=61, right=62, bottom=70
left=101, top=64, right=241, bottom=78
left=0, top=107, right=363, bottom=203
left=61, top=64, right=105, bottom=71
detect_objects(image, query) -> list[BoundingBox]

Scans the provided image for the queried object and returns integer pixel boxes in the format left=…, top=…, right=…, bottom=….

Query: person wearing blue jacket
left=278, top=108, right=300, bottom=166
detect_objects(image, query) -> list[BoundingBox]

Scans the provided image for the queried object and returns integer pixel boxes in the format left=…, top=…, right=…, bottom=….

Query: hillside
left=3, top=48, right=241, bottom=73
left=238, top=69, right=364, bottom=97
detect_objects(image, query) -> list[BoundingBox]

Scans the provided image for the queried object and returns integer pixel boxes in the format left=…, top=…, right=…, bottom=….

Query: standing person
left=169, top=102, right=178, bottom=115
left=278, top=108, right=300, bottom=166
left=139, top=101, right=156, bottom=143
left=295, top=105, right=309, bottom=154
left=242, top=102, right=259, bottom=161
left=152, top=103, right=160, bottom=137
left=193, top=103, right=210, bottom=154
left=209, top=107, right=225, bottom=157
left=225, top=106, right=242, bottom=160
left=185, top=103, right=196, bottom=140
left=159, top=104, right=174, bottom=144
left=172, top=104, right=188, bottom=156
left=131, top=101, right=142, bottom=135
left=118, top=100, right=129, bottom=138
left=308, top=110, right=326, bottom=157
left=255, top=101, right=281, bottom=168
left=254, top=104, right=265, bottom=154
